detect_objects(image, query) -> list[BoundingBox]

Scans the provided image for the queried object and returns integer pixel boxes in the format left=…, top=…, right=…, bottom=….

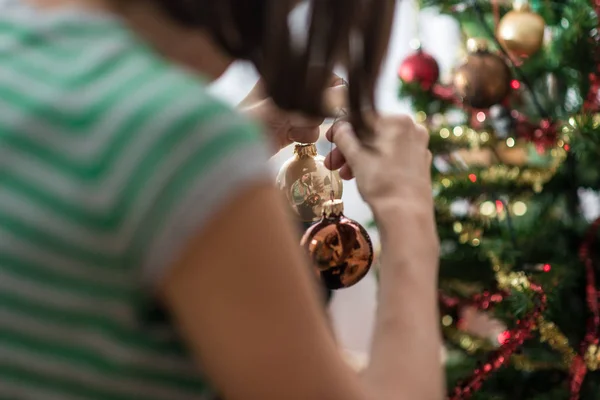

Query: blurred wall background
left=208, top=0, right=461, bottom=356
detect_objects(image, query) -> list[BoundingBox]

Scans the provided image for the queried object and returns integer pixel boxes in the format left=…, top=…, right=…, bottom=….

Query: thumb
left=238, top=79, right=267, bottom=108
left=331, top=122, right=361, bottom=166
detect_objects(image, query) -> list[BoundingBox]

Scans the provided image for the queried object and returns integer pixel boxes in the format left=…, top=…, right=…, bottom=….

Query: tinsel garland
left=569, top=216, right=600, bottom=399
left=440, top=218, right=600, bottom=400
left=568, top=5, right=600, bottom=398
left=448, top=269, right=547, bottom=399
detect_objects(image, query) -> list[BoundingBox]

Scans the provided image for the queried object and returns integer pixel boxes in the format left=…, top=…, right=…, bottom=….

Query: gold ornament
left=497, top=1, right=545, bottom=58
left=453, top=38, right=512, bottom=109
left=277, top=143, right=343, bottom=222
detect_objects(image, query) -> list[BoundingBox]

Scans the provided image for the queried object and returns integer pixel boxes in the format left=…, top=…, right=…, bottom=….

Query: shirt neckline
left=1, top=0, right=126, bottom=28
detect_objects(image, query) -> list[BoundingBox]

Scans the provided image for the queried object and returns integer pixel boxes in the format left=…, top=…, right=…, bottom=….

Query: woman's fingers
left=324, top=121, right=359, bottom=179
left=324, top=148, right=353, bottom=180
left=329, top=122, right=360, bottom=166
left=338, top=164, right=354, bottom=181
left=324, top=147, right=345, bottom=171
left=324, top=122, right=354, bottom=180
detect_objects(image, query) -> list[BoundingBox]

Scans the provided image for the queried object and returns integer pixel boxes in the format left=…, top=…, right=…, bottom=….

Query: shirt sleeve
left=125, top=83, right=274, bottom=290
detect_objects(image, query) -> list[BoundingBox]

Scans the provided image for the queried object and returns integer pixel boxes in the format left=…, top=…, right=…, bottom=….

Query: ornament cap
left=512, top=0, right=531, bottom=12
left=294, top=143, right=318, bottom=158
left=409, top=38, right=422, bottom=51
left=323, top=199, right=344, bottom=218
left=467, top=38, right=489, bottom=54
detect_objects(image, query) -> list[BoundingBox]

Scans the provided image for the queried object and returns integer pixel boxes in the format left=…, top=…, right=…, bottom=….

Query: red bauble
left=398, top=49, right=440, bottom=90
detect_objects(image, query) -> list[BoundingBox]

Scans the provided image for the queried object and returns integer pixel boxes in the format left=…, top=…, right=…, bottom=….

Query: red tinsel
left=584, top=0, right=600, bottom=112
left=569, top=217, right=600, bottom=400
left=511, top=111, right=558, bottom=151
left=571, top=16, right=600, bottom=400
left=448, top=281, right=547, bottom=400
left=584, top=73, right=600, bottom=113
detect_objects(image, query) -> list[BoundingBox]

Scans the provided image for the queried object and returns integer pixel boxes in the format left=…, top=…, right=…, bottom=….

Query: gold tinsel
left=432, top=123, right=569, bottom=193
left=585, top=344, right=600, bottom=371
left=437, top=197, right=533, bottom=234
left=537, top=317, right=577, bottom=368
left=443, top=325, right=496, bottom=354
left=511, top=354, right=565, bottom=372
left=432, top=125, right=498, bottom=149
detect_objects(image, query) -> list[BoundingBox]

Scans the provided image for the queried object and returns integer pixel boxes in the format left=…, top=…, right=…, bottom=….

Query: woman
left=0, top=0, right=443, bottom=399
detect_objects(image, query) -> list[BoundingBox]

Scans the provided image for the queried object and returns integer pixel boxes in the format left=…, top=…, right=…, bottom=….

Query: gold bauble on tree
left=497, top=1, right=545, bottom=58
left=453, top=38, right=512, bottom=109
left=277, top=143, right=343, bottom=223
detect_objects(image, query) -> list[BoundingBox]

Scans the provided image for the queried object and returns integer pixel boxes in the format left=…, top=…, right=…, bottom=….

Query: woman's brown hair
left=155, top=0, right=396, bottom=137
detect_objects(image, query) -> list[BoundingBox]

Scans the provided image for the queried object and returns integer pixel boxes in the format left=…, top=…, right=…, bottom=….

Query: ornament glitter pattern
left=277, top=143, right=343, bottom=222
left=301, top=200, right=374, bottom=290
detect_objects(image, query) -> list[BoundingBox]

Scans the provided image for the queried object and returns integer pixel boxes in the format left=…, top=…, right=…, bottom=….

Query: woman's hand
left=323, top=115, right=442, bottom=400
left=240, top=78, right=347, bottom=154
left=241, top=98, right=322, bottom=153
left=324, top=115, right=433, bottom=213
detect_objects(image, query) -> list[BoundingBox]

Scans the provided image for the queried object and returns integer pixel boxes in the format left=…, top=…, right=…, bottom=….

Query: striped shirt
left=0, top=2, right=271, bottom=399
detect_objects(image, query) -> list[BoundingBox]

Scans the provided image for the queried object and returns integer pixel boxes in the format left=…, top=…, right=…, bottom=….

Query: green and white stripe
left=0, top=2, right=271, bottom=398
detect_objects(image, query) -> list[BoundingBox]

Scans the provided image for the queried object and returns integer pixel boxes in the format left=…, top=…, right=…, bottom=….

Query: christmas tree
left=396, top=0, right=600, bottom=398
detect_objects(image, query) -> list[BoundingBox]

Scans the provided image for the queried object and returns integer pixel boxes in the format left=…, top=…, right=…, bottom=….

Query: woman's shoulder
left=0, top=5, right=273, bottom=281
left=0, top=3, right=267, bottom=155
left=0, top=1, right=260, bottom=141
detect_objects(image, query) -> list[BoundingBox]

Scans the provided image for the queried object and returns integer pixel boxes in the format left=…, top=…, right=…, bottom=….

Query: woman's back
left=0, top=3, right=270, bottom=399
